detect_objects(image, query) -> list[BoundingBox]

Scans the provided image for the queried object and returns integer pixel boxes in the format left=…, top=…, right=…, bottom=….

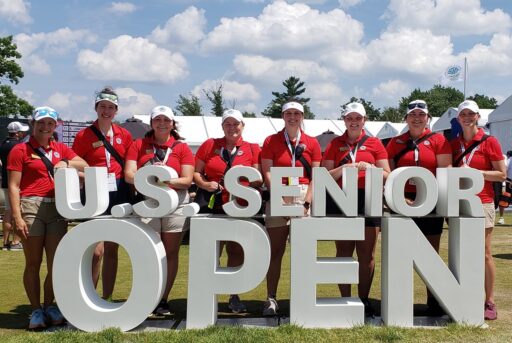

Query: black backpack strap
left=27, top=142, right=55, bottom=178
left=89, top=125, right=125, bottom=168
left=393, top=132, right=436, bottom=166
left=298, top=155, right=312, bottom=180
left=453, top=134, right=489, bottom=166
left=338, top=135, right=370, bottom=167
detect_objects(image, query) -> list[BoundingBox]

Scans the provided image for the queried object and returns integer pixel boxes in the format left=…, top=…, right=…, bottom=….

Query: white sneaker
left=262, top=297, right=278, bottom=316
left=498, top=217, right=505, bottom=225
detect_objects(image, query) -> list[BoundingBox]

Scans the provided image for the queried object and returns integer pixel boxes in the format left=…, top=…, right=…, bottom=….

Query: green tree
left=341, top=97, right=381, bottom=120
left=242, top=111, right=256, bottom=118
left=175, top=94, right=202, bottom=116
left=204, top=84, right=225, bottom=117
left=262, top=76, right=315, bottom=119
left=399, top=85, right=464, bottom=117
left=0, top=35, right=33, bottom=116
left=467, top=94, right=498, bottom=109
left=380, top=106, right=402, bottom=123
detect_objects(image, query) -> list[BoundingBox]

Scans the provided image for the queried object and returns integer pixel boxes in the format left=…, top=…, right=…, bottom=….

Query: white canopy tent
left=488, top=95, right=512, bottom=153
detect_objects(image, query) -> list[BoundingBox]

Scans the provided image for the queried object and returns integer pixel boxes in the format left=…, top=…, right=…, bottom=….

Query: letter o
left=53, top=218, right=166, bottom=332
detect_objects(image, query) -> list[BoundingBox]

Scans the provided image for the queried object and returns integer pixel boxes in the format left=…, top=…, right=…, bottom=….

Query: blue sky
left=1, top=0, right=511, bottom=121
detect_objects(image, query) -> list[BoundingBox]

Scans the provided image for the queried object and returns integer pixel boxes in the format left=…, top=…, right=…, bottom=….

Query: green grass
left=1, top=214, right=512, bottom=342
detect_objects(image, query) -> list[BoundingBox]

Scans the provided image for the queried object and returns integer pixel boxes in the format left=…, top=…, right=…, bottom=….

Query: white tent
left=488, top=95, right=512, bottom=153
left=432, top=107, right=493, bottom=132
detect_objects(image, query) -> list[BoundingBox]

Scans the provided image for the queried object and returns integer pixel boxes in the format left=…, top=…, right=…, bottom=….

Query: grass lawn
left=0, top=214, right=511, bottom=342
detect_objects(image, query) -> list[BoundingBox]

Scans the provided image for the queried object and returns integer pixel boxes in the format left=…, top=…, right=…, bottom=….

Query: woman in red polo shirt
left=260, top=100, right=321, bottom=316
left=451, top=100, right=506, bottom=320
left=72, top=87, right=132, bottom=301
left=194, top=109, right=261, bottom=313
left=8, top=107, right=87, bottom=329
left=386, top=99, right=452, bottom=316
left=322, top=102, right=389, bottom=316
left=125, top=105, right=194, bottom=316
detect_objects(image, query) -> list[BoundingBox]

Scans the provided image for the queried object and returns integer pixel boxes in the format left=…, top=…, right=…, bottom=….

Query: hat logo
left=159, top=107, right=166, bottom=112
left=54, top=152, right=60, bottom=158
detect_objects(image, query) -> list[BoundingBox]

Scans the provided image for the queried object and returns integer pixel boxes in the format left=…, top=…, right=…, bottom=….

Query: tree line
left=0, top=35, right=498, bottom=121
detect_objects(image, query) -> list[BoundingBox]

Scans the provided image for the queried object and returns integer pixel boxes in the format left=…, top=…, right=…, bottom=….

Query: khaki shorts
left=20, top=198, right=68, bottom=237
left=142, top=191, right=190, bottom=233
left=2, top=188, right=10, bottom=211
left=483, top=202, right=495, bottom=229
left=265, top=184, right=308, bottom=228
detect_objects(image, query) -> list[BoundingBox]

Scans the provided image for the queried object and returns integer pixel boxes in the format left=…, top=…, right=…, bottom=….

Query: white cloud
left=148, top=6, right=206, bottom=51
left=14, top=28, right=97, bottom=74
left=463, top=33, right=512, bottom=76
left=287, top=0, right=327, bottom=4
left=108, top=2, right=137, bottom=15
left=77, top=35, right=188, bottom=83
left=384, top=0, right=512, bottom=36
left=372, top=80, right=410, bottom=102
left=338, top=0, right=363, bottom=9
left=307, top=82, right=344, bottom=118
left=115, top=87, right=158, bottom=120
left=366, top=28, right=454, bottom=76
left=192, top=79, right=260, bottom=103
left=47, top=92, right=88, bottom=111
left=201, top=1, right=364, bottom=59
left=0, top=0, right=31, bottom=25
left=233, top=54, right=331, bottom=83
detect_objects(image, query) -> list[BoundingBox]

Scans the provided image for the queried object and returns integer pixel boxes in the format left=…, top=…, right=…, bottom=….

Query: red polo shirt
left=195, top=137, right=260, bottom=204
left=126, top=136, right=194, bottom=176
left=261, top=129, right=321, bottom=184
left=7, top=136, right=77, bottom=197
left=323, top=130, right=388, bottom=188
left=72, top=121, right=132, bottom=178
left=387, top=129, right=451, bottom=193
left=451, top=128, right=504, bottom=204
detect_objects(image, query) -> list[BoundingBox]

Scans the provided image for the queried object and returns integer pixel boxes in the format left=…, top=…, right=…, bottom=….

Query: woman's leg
left=355, top=227, right=379, bottom=298
left=42, top=233, right=66, bottom=307
left=266, top=226, right=290, bottom=298
left=102, top=241, right=119, bottom=299
left=484, top=227, right=495, bottom=303
left=335, top=240, right=356, bottom=297
left=21, top=236, right=45, bottom=309
left=160, top=232, right=185, bottom=300
left=92, top=242, right=104, bottom=289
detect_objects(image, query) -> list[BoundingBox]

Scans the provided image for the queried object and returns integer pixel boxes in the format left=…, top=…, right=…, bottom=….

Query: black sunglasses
left=407, top=102, right=427, bottom=110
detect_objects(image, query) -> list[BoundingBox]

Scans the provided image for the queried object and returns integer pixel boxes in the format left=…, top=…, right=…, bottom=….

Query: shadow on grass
left=494, top=253, right=512, bottom=260
left=0, top=304, right=32, bottom=330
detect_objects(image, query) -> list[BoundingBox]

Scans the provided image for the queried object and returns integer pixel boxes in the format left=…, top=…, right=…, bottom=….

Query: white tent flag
left=440, top=60, right=466, bottom=85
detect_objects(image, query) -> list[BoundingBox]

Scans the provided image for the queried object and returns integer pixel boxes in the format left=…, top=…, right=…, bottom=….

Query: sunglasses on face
left=407, top=102, right=427, bottom=110
left=96, top=93, right=118, bottom=102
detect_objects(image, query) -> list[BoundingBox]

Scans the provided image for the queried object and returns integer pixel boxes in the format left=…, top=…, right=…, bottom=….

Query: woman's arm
left=124, top=160, right=138, bottom=184
left=8, top=170, right=28, bottom=240
left=194, top=159, right=221, bottom=192
left=484, top=159, right=507, bottom=182
left=167, top=165, right=194, bottom=190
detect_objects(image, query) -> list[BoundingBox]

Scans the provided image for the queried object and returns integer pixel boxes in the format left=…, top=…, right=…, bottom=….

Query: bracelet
left=303, top=201, right=311, bottom=210
left=61, top=158, right=69, bottom=167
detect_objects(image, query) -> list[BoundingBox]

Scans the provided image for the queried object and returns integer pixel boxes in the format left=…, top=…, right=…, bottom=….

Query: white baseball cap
left=222, top=109, right=243, bottom=123
left=282, top=101, right=304, bottom=114
left=33, top=106, right=59, bottom=122
left=7, top=121, right=29, bottom=133
left=457, top=100, right=479, bottom=115
left=341, top=102, right=366, bottom=118
left=151, top=106, right=175, bottom=120
left=406, top=99, right=429, bottom=116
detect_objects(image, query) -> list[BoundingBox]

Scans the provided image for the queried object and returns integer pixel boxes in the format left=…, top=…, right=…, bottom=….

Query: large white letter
left=133, top=165, right=179, bottom=217
left=381, top=217, right=485, bottom=327
left=290, top=217, right=364, bottom=328
left=55, top=167, right=109, bottom=219
left=436, top=167, right=484, bottom=217
left=223, top=166, right=262, bottom=217
left=53, top=219, right=166, bottom=332
left=186, top=218, right=270, bottom=329
left=384, top=167, right=438, bottom=216
left=311, top=167, right=358, bottom=217
left=270, top=167, right=303, bottom=217
left=365, top=168, right=383, bottom=217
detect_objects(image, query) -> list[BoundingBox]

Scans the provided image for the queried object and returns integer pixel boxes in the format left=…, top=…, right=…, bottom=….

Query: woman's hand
left=54, top=160, right=69, bottom=170
left=204, top=181, right=223, bottom=192
left=355, top=162, right=373, bottom=171
left=14, top=216, right=28, bottom=240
